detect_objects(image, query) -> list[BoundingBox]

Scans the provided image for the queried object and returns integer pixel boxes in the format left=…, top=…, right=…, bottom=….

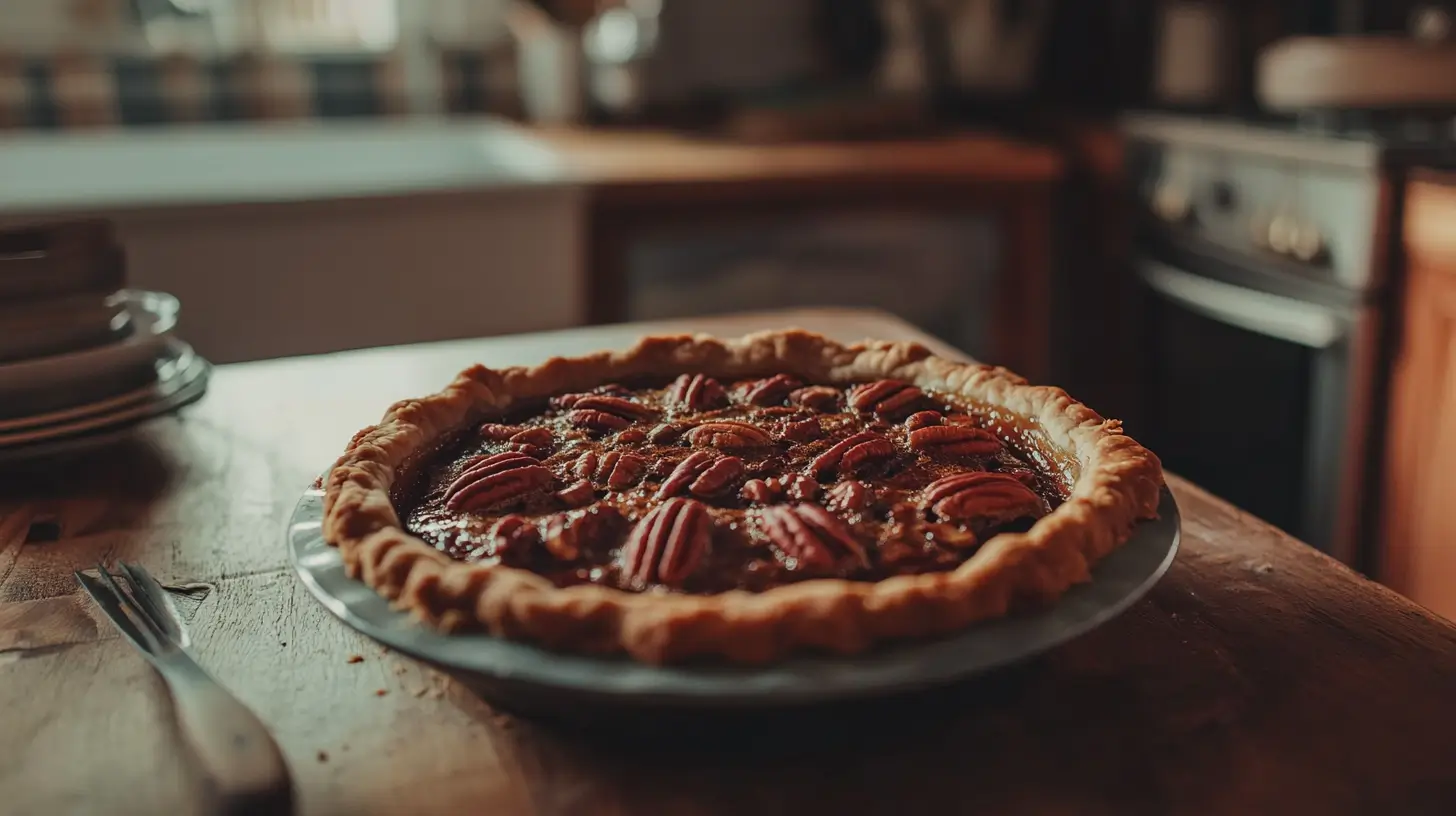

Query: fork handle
left=161, top=656, right=295, bottom=816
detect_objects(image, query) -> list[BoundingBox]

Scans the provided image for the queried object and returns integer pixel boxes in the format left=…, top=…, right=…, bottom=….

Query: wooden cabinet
left=540, top=130, right=1063, bottom=381
left=1381, top=173, right=1456, bottom=619
left=580, top=157, right=1062, bottom=382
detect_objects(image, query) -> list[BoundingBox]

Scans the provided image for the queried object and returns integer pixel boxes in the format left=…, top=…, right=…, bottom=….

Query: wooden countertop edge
left=0, top=125, right=1063, bottom=222
left=1409, top=167, right=1456, bottom=187
left=527, top=126, right=1066, bottom=192
left=1168, top=475, right=1456, bottom=644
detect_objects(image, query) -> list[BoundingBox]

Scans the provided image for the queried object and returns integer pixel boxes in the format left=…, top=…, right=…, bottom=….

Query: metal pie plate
left=289, top=485, right=1179, bottom=714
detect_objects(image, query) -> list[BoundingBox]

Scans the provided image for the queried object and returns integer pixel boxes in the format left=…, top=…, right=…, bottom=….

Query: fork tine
left=76, top=568, right=160, bottom=656
left=119, top=563, right=183, bottom=642
left=96, top=565, right=170, bottom=646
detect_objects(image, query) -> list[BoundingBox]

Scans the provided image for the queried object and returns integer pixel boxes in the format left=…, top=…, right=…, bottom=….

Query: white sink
left=0, top=119, right=566, bottom=214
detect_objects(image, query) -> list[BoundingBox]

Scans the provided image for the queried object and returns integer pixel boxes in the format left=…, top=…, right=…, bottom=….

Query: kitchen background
left=3, top=1, right=1456, bottom=616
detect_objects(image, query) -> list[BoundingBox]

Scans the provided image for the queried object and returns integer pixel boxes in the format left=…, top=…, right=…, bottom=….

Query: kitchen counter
left=4, top=308, right=1456, bottom=815
left=0, top=118, right=1062, bottom=216
left=0, top=119, right=567, bottom=216
left=0, top=119, right=1064, bottom=377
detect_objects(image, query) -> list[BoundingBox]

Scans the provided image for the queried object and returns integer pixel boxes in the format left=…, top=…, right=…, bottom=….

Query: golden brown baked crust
left=322, top=330, right=1163, bottom=664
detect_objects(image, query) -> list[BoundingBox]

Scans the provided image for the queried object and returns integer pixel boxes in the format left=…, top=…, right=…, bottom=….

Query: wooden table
left=4, top=308, right=1456, bottom=816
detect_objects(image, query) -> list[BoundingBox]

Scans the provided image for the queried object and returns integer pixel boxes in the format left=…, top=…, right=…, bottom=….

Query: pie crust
left=323, top=330, right=1163, bottom=664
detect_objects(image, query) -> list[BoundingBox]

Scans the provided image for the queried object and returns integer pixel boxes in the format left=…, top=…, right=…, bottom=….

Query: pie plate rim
left=286, top=483, right=1179, bottom=709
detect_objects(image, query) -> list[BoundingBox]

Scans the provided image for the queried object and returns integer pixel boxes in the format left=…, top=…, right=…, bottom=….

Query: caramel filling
left=399, top=375, right=1068, bottom=595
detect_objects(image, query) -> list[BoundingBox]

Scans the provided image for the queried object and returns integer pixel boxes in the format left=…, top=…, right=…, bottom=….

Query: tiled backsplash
left=0, top=0, right=519, bottom=128
left=0, top=0, right=820, bottom=130
left=0, top=49, right=518, bottom=129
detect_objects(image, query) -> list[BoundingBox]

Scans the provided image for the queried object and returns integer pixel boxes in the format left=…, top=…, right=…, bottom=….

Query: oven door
left=1134, top=257, right=1373, bottom=562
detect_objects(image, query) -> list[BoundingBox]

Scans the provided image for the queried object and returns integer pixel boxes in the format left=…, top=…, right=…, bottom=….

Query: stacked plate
left=0, top=222, right=211, bottom=465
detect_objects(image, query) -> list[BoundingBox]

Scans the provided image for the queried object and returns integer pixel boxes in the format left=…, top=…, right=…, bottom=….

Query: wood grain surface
left=1381, top=174, right=1456, bottom=620
left=533, top=127, right=1064, bottom=188
left=3, top=308, right=1456, bottom=816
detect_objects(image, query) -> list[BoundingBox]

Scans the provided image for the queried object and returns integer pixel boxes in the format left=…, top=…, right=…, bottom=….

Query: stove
left=1119, top=110, right=1430, bottom=566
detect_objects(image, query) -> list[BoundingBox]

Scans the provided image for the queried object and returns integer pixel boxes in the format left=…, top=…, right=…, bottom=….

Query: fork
left=76, top=563, right=294, bottom=816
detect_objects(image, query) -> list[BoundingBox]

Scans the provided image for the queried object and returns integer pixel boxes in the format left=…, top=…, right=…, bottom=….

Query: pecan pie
left=323, top=330, right=1163, bottom=664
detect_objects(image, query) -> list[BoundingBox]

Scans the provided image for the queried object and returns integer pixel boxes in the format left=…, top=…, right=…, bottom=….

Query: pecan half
left=760, top=504, right=869, bottom=573
left=615, top=428, right=648, bottom=445
left=826, top=480, right=871, bottom=512
left=735, top=474, right=814, bottom=505
left=510, top=427, right=554, bottom=447
left=569, top=395, right=658, bottom=422
left=810, top=431, right=875, bottom=479
left=809, top=431, right=894, bottom=480
left=543, top=506, right=627, bottom=560
left=550, top=384, right=631, bottom=410
left=567, top=409, right=630, bottom=434
left=789, top=385, right=842, bottom=412
left=778, top=417, right=823, bottom=443
left=739, top=373, right=804, bottom=406
left=556, top=480, right=597, bottom=508
left=572, top=451, right=599, bottom=480
left=605, top=454, right=647, bottom=489
left=686, top=421, right=772, bottom=449
left=550, top=393, right=583, bottom=410
left=483, top=515, right=540, bottom=558
left=648, top=422, right=685, bottom=444
left=508, top=427, right=554, bottom=459
left=740, top=479, right=776, bottom=504
left=565, top=395, right=657, bottom=435
left=444, top=452, right=556, bottom=512
left=656, top=451, right=715, bottom=498
left=904, top=411, right=942, bottom=431
left=782, top=473, right=819, bottom=502
left=688, top=456, right=745, bottom=497
left=840, top=437, right=895, bottom=474
left=908, top=425, right=1002, bottom=457
left=848, top=379, right=927, bottom=418
left=666, top=373, right=728, bottom=411
left=574, top=450, right=648, bottom=490
left=478, top=422, right=524, bottom=441
left=620, top=498, right=712, bottom=588
left=921, top=472, right=1045, bottom=527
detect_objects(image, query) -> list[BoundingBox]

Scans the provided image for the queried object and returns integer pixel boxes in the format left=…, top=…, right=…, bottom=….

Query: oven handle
left=1137, top=259, right=1345, bottom=348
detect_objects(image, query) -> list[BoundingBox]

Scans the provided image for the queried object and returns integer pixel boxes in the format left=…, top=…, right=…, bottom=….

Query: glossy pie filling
left=399, top=375, right=1070, bottom=595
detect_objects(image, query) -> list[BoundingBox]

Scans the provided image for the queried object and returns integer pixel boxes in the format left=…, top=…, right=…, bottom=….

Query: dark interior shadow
left=444, top=655, right=1046, bottom=756
left=0, top=436, right=175, bottom=503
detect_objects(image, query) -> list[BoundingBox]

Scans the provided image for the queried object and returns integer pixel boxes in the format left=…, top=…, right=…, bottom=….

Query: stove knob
left=1153, top=181, right=1193, bottom=223
left=1268, top=214, right=1298, bottom=255
left=1293, top=224, right=1324, bottom=263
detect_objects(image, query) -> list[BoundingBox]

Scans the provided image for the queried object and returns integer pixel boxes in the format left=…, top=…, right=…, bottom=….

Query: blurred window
left=206, top=0, right=399, bottom=53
